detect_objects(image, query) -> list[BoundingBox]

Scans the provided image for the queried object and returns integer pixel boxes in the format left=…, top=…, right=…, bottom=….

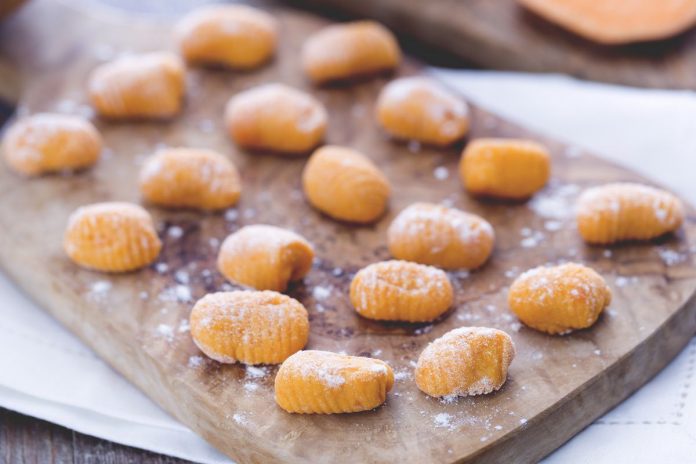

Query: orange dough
left=302, top=21, right=401, bottom=84
left=64, top=202, right=161, bottom=272
left=217, top=225, right=314, bottom=292
left=1, top=113, right=102, bottom=176
left=460, top=138, right=550, bottom=199
left=387, top=202, right=494, bottom=270
left=518, top=0, right=696, bottom=45
left=274, top=350, right=394, bottom=414
left=376, top=76, right=470, bottom=146
left=302, top=145, right=390, bottom=223
left=88, top=52, right=185, bottom=120
left=175, top=4, right=277, bottom=69
left=508, top=263, right=612, bottom=334
left=139, top=148, right=241, bottom=211
left=224, top=83, right=327, bottom=155
left=415, top=327, right=515, bottom=398
left=189, top=290, right=309, bottom=365
left=576, top=182, right=684, bottom=244
left=350, top=260, right=453, bottom=322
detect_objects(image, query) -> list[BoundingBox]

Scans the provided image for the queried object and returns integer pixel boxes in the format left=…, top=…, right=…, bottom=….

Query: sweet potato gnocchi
left=88, top=52, right=185, bottom=120
left=508, top=263, right=612, bottom=334
left=176, top=4, right=278, bottom=69
left=460, top=138, right=551, bottom=199
left=302, top=145, right=390, bottom=223
left=224, top=83, right=327, bottom=155
left=190, top=290, right=309, bottom=365
left=2, top=113, right=102, bottom=176
left=576, top=182, right=684, bottom=244
left=275, top=350, right=394, bottom=414
left=302, top=21, right=401, bottom=84
left=376, top=76, right=470, bottom=146
left=64, top=202, right=161, bottom=272
left=415, top=327, right=515, bottom=398
left=350, top=260, right=453, bottom=322
left=217, top=225, right=314, bottom=292
left=139, top=148, right=241, bottom=211
left=387, top=202, right=494, bottom=270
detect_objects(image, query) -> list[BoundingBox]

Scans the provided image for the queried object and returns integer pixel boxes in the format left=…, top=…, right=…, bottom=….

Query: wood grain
left=284, top=0, right=696, bottom=90
left=1, top=1, right=696, bottom=463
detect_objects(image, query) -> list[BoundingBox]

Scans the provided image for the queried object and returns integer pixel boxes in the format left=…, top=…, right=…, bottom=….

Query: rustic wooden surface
left=284, top=0, right=696, bottom=90
left=1, top=0, right=696, bottom=463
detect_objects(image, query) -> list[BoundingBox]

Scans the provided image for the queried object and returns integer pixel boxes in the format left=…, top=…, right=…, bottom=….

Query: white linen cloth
left=2, top=71, right=695, bottom=463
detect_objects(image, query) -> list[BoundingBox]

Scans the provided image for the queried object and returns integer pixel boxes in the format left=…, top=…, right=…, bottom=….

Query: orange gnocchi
left=217, top=225, right=314, bottom=292
left=350, top=260, right=453, bottom=322
left=190, top=290, right=309, bottom=365
left=460, top=138, right=551, bottom=199
left=302, top=21, right=401, bottom=84
left=387, top=202, right=494, bottom=270
left=576, top=182, right=684, bottom=244
left=88, top=52, right=185, bottom=120
left=415, top=327, right=515, bottom=398
left=302, top=145, right=390, bottom=223
left=376, top=76, right=470, bottom=146
left=224, top=83, right=327, bottom=155
left=175, top=4, right=277, bottom=69
left=139, top=148, right=241, bottom=211
left=64, top=202, right=161, bottom=272
left=508, top=263, right=612, bottom=334
left=1, top=113, right=102, bottom=176
left=274, top=350, right=394, bottom=414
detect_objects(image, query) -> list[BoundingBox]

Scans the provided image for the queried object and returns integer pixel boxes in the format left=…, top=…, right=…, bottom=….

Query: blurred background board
left=285, top=0, right=696, bottom=89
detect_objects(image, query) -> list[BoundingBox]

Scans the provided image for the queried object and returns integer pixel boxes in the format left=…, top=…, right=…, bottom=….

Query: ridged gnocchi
left=190, top=291, right=309, bottom=365
left=460, top=138, right=551, bottom=199
left=387, top=202, right=494, bottom=270
left=508, top=263, right=612, bottom=334
left=2, top=113, right=102, bottom=176
left=302, top=145, right=391, bottom=223
left=376, top=77, right=470, bottom=146
left=139, top=148, right=241, bottom=211
left=224, top=83, right=327, bottom=155
left=176, top=4, right=277, bottom=69
left=64, top=202, right=161, bottom=272
left=275, top=350, right=394, bottom=414
left=302, top=21, right=401, bottom=84
left=350, top=260, right=453, bottom=322
left=415, top=327, right=515, bottom=398
left=88, top=52, right=185, bottom=120
left=217, top=225, right=314, bottom=292
left=576, top=182, right=684, bottom=244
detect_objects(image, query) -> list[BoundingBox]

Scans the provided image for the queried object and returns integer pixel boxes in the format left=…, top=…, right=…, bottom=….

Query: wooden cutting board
left=284, top=0, right=696, bottom=90
left=1, top=0, right=696, bottom=463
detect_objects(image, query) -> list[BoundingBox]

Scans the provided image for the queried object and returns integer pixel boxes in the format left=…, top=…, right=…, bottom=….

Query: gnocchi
left=460, top=138, right=551, bottom=199
left=189, top=290, right=309, bottom=365
left=302, top=145, right=390, bottom=223
left=275, top=350, right=394, bottom=414
left=2, top=113, right=102, bottom=176
left=217, top=225, right=314, bottom=292
left=350, top=260, right=453, bottom=322
left=176, top=4, right=277, bottom=69
left=376, top=76, right=469, bottom=146
left=302, top=21, right=400, bottom=84
left=224, top=83, right=327, bottom=155
left=576, top=182, right=684, bottom=244
left=139, top=148, right=241, bottom=211
left=508, top=263, right=612, bottom=334
left=415, top=327, right=515, bottom=398
left=64, top=202, right=161, bottom=272
left=88, top=52, right=185, bottom=120
left=387, top=202, right=494, bottom=270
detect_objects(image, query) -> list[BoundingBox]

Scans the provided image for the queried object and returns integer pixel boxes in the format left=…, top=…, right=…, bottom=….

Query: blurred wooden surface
left=285, top=0, right=696, bottom=89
